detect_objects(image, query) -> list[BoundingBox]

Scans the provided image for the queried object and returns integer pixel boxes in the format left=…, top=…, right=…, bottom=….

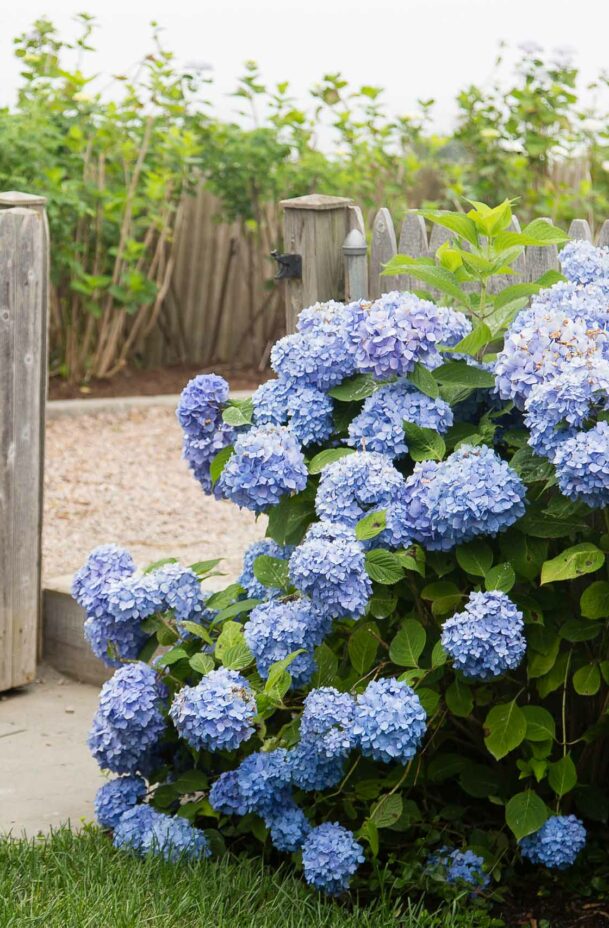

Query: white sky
left=1, top=0, right=608, bottom=132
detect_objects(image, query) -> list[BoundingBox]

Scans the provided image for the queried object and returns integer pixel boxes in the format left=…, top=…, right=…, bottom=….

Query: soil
left=498, top=889, right=609, bottom=928
left=49, top=363, right=269, bottom=401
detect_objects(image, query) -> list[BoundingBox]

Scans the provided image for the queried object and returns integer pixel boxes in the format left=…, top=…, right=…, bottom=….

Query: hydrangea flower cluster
left=430, top=847, right=490, bottom=890
left=252, top=380, right=334, bottom=447
left=301, top=823, right=365, bottom=894
left=519, top=815, right=587, bottom=870
left=403, top=445, right=526, bottom=551
left=270, top=326, right=354, bottom=391
left=289, top=521, right=372, bottom=619
left=244, top=599, right=331, bottom=687
left=315, top=451, right=411, bottom=548
left=238, top=538, right=293, bottom=599
left=299, top=688, right=356, bottom=760
left=75, top=546, right=207, bottom=667
left=88, top=663, right=167, bottom=774
left=95, top=775, right=147, bottom=829
left=346, top=291, right=451, bottom=377
left=177, top=374, right=235, bottom=495
left=560, top=239, right=609, bottom=286
left=287, top=741, right=346, bottom=792
left=553, top=420, right=609, bottom=508
left=495, top=303, right=607, bottom=409
left=169, top=667, right=256, bottom=752
left=113, top=804, right=210, bottom=861
left=218, top=425, right=308, bottom=512
left=352, top=678, right=427, bottom=763
left=264, top=798, right=311, bottom=852
left=441, top=591, right=526, bottom=680
left=347, top=380, right=453, bottom=459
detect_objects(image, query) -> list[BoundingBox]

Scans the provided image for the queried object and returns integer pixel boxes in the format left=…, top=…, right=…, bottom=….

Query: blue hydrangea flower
left=105, top=573, right=163, bottom=623
left=113, top=805, right=210, bottom=861
left=153, top=563, right=205, bottom=621
left=263, top=797, right=311, bottom=852
left=403, top=444, right=526, bottom=551
left=519, top=815, right=586, bottom=870
left=84, top=611, right=149, bottom=668
left=302, top=823, right=365, bottom=895
left=218, top=425, right=308, bottom=512
left=300, top=688, right=356, bottom=760
left=286, top=384, right=334, bottom=447
left=347, top=291, right=446, bottom=378
left=441, top=591, right=526, bottom=680
left=234, top=749, right=291, bottom=815
left=430, top=847, right=490, bottom=890
left=560, top=240, right=609, bottom=286
left=315, top=451, right=411, bottom=549
left=435, top=305, right=472, bottom=347
left=533, top=279, right=609, bottom=327
left=176, top=373, right=229, bottom=437
left=88, top=663, right=167, bottom=774
left=352, top=677, right=427, bottom=764
left=72, top=545, right=135, bottom=617
left=271, top=327, right=355, bottom=391
left=251, top=379, right=290, bottom=427
left=524, top=361, right=609, bottom=459
left=244, top=600, right=331, bottom=688
left=95, top=776, right=147, bottom=829
left=288, top=742, right=345, bottom=792
left=347, top=381, right=453, bottom=460
left=169, top=667, right=256, bottom=752
left=296, top=299, right=354, bottom=334
left=495, top=304, right=607, bottom=408
left=288, top=521, right=372, bottom=619
left=209, top=770, right=249, bottom=816
left=553, top=420, right=609, bottom=507
left=182, top=422, right=235, bottom=497
left=239, top=538, right=293, bottom=600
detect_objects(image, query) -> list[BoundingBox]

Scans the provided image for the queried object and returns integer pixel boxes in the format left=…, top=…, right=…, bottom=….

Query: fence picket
left=568, top=218, right=593, bottom=242
left=597, top=220, right=609, bottom=246
left=370, top=208, right=398, bottom=299
left=525, top=218, right=560, bottom=283
left=397, top=213, right=428, bottom=293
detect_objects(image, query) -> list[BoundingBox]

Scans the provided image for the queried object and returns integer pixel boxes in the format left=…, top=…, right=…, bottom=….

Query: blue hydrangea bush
left=76, top=202, right=609, bottom=900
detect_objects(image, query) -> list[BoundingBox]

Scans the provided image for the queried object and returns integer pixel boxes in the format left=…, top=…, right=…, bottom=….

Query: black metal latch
left=271, top=250, right=302, bottom=280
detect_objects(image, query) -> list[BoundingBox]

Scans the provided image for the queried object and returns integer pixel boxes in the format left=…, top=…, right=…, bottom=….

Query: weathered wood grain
left=0, top=195, right=48, bottom=691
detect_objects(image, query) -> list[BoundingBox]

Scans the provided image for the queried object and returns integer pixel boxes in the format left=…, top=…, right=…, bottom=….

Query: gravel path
left=43, top=407, right=264, bottom=582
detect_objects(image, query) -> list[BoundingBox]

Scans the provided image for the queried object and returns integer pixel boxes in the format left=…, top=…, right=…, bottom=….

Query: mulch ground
left=49, top=363, right=269, bottom=401
left=498, top=891, right=609, bottom=927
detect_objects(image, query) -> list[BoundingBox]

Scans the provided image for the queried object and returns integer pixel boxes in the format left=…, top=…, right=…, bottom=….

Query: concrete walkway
left=0, top=665, right=104, bottom=836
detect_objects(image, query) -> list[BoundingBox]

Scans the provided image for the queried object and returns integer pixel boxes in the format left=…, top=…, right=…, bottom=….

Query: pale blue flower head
left=302, top=823, right=365, bottom=895
left=315, top=451, right=411, bottom=548
left=169, top=667, right=256, bottom=752
left=218, top=425, right=308, bottom=512
left=352, top=677, right=427, bottom=764
left=95, top=775, right=147, bottom=829
left=553, top=420, right=609, bottom=507
left=347, top=380, right=453, bottom=460
left=520, top=815, right=586, bottom=870
left=176, top=373, right=229, bottom=437
left=300, top=687, right=356, bottom=760
left=441, top=591, right=526, bottom=680
left=288, top=521, right=371, bottom=619
left=244, top=599, right=331, bottom=687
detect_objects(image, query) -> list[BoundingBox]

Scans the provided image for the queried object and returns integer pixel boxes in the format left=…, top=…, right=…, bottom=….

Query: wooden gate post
left=280, top=194, right=353, bottom=333
left=0, top=191, right=48, bottom=691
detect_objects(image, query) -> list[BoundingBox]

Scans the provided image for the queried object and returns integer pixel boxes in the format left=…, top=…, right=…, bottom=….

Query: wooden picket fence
left=279, top=195, right=609, bottom=330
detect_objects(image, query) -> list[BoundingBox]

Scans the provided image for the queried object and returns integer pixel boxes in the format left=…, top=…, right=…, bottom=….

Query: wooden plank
left=397, top=212, right=428, bottom=292
left=370, top=208, right=398, bottom=299
left=0, top=197, right=48, bottom=691
left=525, top=218, right=559, bottom=282
left=281, top=197, right=353, bottom=332
left=568, top=218, right=593, bottom=242
left=596, top=220, right=609, bottom=247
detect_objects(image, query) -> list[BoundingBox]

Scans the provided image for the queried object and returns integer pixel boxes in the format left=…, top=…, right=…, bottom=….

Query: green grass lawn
left=0, top=826, right=501, bottom=928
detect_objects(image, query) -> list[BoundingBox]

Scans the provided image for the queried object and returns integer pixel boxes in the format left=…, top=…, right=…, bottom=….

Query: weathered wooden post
left=0, top=191, right=48, bottom=691
left=280, top=195, right=353, bottom=333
